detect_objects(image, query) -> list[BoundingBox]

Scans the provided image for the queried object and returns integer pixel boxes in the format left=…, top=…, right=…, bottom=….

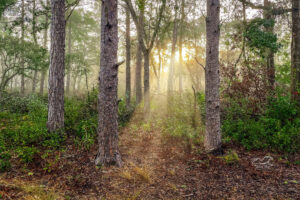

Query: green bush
left=222, top=95, right=300, bottom=153
left=0, top=151, right=11, bottom=172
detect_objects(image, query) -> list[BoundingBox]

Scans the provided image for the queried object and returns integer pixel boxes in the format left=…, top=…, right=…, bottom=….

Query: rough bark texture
left=291, top=0, right=300, bottom=102
left=204, top=0, right=222, bottom=152
left=47, top=0, right=65, bottom=132
left=125, top=7, right=131, bottom=108
left=167, top=0, right=178, bottom=96
left=95, top=0, right=122, bottom=167
left=21, top=0, right=25, bottom=95
left=66, top=19, right=71, bottom=95
left=40, top=0, right=49, bottom=95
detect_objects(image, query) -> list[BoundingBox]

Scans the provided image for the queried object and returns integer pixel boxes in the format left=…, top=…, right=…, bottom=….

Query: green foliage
left=17, top=146, right=39, bottom=164
left=0, top=0, right=16, bottom=17
left=160, top=93, right=204, bottom=146
left=222, top=150, right=239, bottom=165
left=222, top=95, right=300, bottom=153
left=244, top=18, right=281, bottom=56
left=0, top=151, right=11, bottom=172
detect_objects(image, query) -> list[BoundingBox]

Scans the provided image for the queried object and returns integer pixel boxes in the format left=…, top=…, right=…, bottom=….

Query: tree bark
left=21, top=0, right=25, bottom=95
left=95, top=0, right=122, bottom=167
left=40, top=0, right=49, bottom=95
left=204, top=0, right=222, bottom=152
left=66, top=18, right=72, bottom=95
left=168, top=0, right=178, bottom=97
left=178, top=0, right=185, bottom=94
left=263, top=0, right=275, bottom=90
left=47, top=0, right=65, bottom=132
left=135, top=10, right=144, bottom=104
left=144, top=50, right=150, bottom=115
left=291, top=0, right=300, bottom=102
left=125, top=6, right=131, bottom=108
left=32, top=0, right=38, bottom=93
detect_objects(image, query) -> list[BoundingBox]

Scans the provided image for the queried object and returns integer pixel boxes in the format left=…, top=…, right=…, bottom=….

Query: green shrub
left=17, top=146, right=39, bottom=163
left=0, top=151, right=11, bottom=172
left=222, top=95, right=300, bottom=153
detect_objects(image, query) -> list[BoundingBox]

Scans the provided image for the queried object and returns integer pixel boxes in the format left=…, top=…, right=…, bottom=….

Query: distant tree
left=124, top=0, right=166, bottom=115
left=204, top=0, right=222, bottom=152
left=95, top=0, right=122, bottom=167
left=291, top=0, right=300, bottom=102
left=125, top=5, right=131, bottom=108
left=47, top=0, right=65, bottom=132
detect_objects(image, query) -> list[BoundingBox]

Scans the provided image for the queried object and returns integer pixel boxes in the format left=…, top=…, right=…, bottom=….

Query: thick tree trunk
left=47, top=0, right=65, bottom=132
left=66, top=19, right=71, bottom=95
left=204, top=0, right=222, bottom=152
left=143, top=50, right=150, bottom=115
left=178, top=0, right=185, bottom=94
left=95, top=0, right=122, bottom=167
left=21, top=0, right=25, bottom=95
left=168, top=0, right=178, bottom=96
left=32, top=0, right=38, bottom=93
left=291, top=0, right=300, bottom=102
left=125, top=6, right=131, bottom=108
left=40, top=0, right=49, bottom=95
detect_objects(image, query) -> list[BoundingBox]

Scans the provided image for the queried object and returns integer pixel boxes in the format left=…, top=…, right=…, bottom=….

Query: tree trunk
left=66, top=19, right=72, bottom=95
left=178, top=0, right=185, bottom=94
left=135, top=11, right=144, bottom=104
left=263, top=0, right=275, bottom=90
left=204, top=0, right=222, bottom=152
left=168, top=0, right=178, bottom=96
left=21, top=0, right=25, bottom=95
left=143, top=50, right=150, bottom=115
left=73, top=75, right=77, bottom=92
left=95, top=0, right=122, bottom=167
left=291, top=0, right=300, bottom=102
left=32, top=0, right=38, bottom=93
left=40, top=0, right=49, bottom=95
left=125, top=6, right=131, bottom=108
left=47, top=0, right=65, bottom=132
left=157, top=43, right=161, bottom=93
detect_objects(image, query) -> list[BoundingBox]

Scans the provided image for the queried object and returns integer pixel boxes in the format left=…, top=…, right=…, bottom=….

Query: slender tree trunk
left=143, top=50, right=150, bottom=115
left=73, top=75, right=77, bottom=92
left=291, top=0, right=300, bottom=102
left=66, top=19, right=72, bottom=95
left=204, top=0, right=221, bottom=152
left=157, top=43, right=161, bottom=93
left=21, top=0, right=25, bottom=95
left=168, top=0, right=178, bottom=96
left=135, top=11, right=144, bottom=104
left=125, top=6, right=131, bottom=108
left=40, top=0, right=49, bottom=95
left=263, top=0, right=275, bottom=90
left=32, top=0, right=38, bottom=93
left=95, top=0, right=122, bottom=167
left=47, top=0, right=65, bottom=132
left=178, top=0, right=185, bottom=94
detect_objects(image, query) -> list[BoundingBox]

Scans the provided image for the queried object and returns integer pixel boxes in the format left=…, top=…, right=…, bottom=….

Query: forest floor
left=0, top=111, right=300, bottom=200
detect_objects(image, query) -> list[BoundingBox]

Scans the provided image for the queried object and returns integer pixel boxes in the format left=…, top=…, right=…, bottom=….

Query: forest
left=0, top=0, right=299, bottom=199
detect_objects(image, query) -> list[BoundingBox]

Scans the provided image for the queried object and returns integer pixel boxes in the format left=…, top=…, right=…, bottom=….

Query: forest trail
left=0, top=110, right=300, bottom=199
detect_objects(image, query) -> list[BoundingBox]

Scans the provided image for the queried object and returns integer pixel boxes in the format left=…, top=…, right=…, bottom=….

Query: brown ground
left=0, top=113, right=299, bottom=200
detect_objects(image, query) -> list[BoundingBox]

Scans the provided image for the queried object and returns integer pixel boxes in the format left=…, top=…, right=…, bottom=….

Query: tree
left=95, top=0, right=122, bottom=167
left=125, top=5, right=131, bottom=108
left=40, top=0, right=50, bottom=95
left=124, top=0, right=166, bottom=115
left=20, top=0, right=25, bottom=95
left=47, top=0, right=65, bottom=132
left=204, top=0, right=222, bottom=152
left=167, top=0, right=178, bottom=100
left=291, top=0, right=300, bottom=102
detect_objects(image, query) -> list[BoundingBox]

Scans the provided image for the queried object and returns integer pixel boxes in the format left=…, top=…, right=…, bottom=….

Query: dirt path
left=0, top=113, right=299, bottom=199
